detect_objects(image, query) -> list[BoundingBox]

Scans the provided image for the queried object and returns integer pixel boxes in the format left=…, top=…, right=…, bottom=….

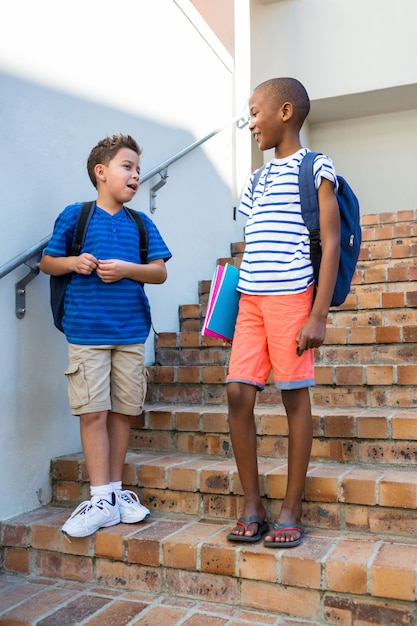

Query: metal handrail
left=0, top=115, right=249, bottom=319
left=144, top=115, right=248, bottom=212
left=0, top=236, right=51, bottom=281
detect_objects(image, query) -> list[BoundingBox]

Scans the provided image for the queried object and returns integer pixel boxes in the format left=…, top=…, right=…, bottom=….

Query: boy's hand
left=295, top=314, right=327, bottom=356
left=96, top=259, right=128, bottom=283
left=72, top=253, right=98, bottom=275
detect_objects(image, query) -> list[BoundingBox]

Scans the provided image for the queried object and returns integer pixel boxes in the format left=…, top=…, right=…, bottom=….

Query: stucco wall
left=0, top=0, right=244, bottom=520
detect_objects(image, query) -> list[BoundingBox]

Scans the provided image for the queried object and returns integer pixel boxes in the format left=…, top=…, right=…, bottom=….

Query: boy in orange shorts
left=226, top=78, right=340, bottom=547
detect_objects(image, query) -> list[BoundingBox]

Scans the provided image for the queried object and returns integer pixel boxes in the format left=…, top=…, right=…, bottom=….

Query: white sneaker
left=62, top=493, right=120, bottom=538
left=116, top=489, right=150, bottom=523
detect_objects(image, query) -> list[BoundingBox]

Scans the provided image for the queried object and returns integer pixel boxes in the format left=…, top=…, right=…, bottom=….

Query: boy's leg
left=79, top=409, right=132, bottom=485
left=107, top=411, right=131, bottom=482
left=227, top=381, right=266, bottom=537
left=109, top=344, right=150, bottom=523
left=63, top=345, right=121, bottom=537
left=109, top=342, right=147, bottom=481
left=66, top=344, right=114, bottom=489
left=225, top=294, right=271, bottom=539
left=80, top=410, right=111, bottom=486
left=62, top=409, right=120, bottom=537
left=264, top=386, right=313, bottom=545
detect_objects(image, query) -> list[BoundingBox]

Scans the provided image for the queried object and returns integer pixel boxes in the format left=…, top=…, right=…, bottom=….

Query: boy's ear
left=94, top=163, right=106, bottom=183
left=281, top=102, right=293, bottom=121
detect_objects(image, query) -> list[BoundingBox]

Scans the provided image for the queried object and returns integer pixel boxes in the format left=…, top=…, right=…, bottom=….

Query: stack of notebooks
left=201, top=263, right=240, bottom=342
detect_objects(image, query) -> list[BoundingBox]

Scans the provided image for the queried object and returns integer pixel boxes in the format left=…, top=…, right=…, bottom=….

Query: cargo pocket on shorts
left=65, top=362, right=89, bottom=410
left=139, top=367, right=149, bottom=411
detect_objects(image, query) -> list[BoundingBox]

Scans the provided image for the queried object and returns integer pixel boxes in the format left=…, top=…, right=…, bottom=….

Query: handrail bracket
left=15, top=255, right=42, bottom=319
left=149, top=168, right=169, bottom=213
left=236, top=115, right=250, bottom=129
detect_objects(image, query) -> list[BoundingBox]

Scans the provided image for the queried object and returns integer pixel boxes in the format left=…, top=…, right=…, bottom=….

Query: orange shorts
left=226, top=286, right=315, bottom=390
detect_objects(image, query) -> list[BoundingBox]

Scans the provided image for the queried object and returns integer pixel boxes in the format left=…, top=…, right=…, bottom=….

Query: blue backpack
left=251, top=151, right=361, bottom=306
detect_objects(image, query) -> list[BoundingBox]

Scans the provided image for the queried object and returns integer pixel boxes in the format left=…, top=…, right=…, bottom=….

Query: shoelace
left=68, top=498, right=111, bottom=519
left=118, top=490, right=140, bottom=504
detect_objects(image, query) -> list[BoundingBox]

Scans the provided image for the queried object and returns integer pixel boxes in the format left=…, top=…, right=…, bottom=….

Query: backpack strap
left=125, top=208, right=148, bottom=264
left=298, top=151, right=323, bottom=289
left=70, top=201, right=95, bottom=256
left=298, top=151, right=321, bottom=231
left=251, top=165, right=266, bottom=196
left=68, top=203, right=148, bottom=264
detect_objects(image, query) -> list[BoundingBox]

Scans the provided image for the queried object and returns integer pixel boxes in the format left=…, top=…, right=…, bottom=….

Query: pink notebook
left=202, top=263, right=240, bottom=341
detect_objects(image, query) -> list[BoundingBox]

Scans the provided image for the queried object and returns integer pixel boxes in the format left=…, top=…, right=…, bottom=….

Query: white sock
left=110, top=481, right=123, bottom=493
left=90, top=484, right=113, bottom=502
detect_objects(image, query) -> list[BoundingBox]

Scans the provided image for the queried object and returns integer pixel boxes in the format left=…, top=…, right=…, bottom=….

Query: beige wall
left=191, top=0, right=235, bottom=56
left=247, top=0, right=417, bottom=214
left=308, top=109, right=417, bottom=215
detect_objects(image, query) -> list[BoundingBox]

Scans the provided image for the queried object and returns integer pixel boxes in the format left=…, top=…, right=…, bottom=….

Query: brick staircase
left=2, top=210, right=417, bottom=625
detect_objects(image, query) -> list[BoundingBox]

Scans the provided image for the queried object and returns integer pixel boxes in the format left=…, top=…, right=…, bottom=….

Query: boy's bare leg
left=264, top=386, right=313, bottom=544
left=227, top=381, right=266, bottom=537
left=80, top=410, right=131, bottom=487
left=80, top=411, right=111, bottom=486
left=107, top=411, right=132, bottom=482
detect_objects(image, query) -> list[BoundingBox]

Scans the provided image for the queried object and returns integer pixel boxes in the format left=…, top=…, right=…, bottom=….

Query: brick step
left=196, top=269, right=417, bottom=317
left=132, top=405, right=417, bottom=465
left=183, top=284, right=417, bottom=333
left=155, top=326, right=417, bottom=358
left=229, top=230, right=417, bottom=259
left=50, top=441, right=417, bottom=539
left=227, top=235, right=417, bottom=268
left=2, top=505, right=417, bottom=624
left=0, top=574, right=321, bottom=626
left=147, top=355, right=417, bottom=407
left=161, top=306, right=417, bottom=353
left=354, top=257, right=417, bottom=280
left=361, top=208, right=417, bottom=226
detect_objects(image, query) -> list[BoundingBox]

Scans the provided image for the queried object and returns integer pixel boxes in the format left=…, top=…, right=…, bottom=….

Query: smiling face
left=248, top=88, right=287, bottom=153
left=95, top=147, right=140, bottom=206
left=248, top=78, right=310, bottom=158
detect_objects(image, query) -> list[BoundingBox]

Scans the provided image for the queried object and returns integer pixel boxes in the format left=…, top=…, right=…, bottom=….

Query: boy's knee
left=227, top=381, right=256, bottom=408
left=227, top=381, right=241, bottom=404
left=79, top=410, right=107, bottom=424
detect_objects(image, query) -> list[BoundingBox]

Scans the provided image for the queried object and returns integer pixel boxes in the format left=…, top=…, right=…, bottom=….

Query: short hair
left=87, top=134, right=142, bottom=188
left=254, top=77, right=310, bottom=128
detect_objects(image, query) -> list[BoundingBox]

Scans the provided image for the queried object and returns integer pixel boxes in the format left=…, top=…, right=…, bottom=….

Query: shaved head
left=253, top=78, right=310, bottom=128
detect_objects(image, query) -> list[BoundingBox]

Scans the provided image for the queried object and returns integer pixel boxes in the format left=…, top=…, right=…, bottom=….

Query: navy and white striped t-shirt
left=237, top=148, right=338, bottom=296
left=44, top=203, right=172, bottom=345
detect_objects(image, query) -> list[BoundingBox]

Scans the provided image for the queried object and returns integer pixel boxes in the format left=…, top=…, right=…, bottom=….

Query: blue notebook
left=202, top=263, right=240, bottom=341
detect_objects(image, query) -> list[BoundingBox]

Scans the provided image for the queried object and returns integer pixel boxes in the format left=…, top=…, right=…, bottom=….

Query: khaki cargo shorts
left=65, top=343, right=147, bottom=416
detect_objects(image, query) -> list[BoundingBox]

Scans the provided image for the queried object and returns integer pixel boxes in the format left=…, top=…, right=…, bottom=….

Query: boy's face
left=96, top=148, right=140, bottom=203
left=248, top=88, right=285, bottom=152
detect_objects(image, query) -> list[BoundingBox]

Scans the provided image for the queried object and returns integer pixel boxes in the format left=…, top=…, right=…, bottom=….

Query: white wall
left=251, top=0, right=417, bottom=97
left=0, top=0, right=246, bottom=520
left=308, top=109, right=417, bottom=215
left=249, top=0, right=417, bottom=214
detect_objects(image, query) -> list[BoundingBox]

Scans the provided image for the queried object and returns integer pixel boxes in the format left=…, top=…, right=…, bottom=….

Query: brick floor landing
left=0, top=573, right=320, bottom=626
left=1, top=507, right=417, bottom=625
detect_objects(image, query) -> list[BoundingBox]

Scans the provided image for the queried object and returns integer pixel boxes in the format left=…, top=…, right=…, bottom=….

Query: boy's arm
left=95, top=258, right=167, bottom=285
left=39, top=253, right=98, bottom=276
left=296, top=177, right=340, bottom=354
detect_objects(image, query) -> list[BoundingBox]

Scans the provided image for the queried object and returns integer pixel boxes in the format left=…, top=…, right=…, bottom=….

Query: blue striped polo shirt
left=237, top=148, right=338, bottom=295
left=44, top=203, right=172, bottom=345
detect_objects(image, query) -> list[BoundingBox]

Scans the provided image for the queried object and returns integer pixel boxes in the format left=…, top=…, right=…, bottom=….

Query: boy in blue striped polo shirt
left=40, top=134, right=171, bottom=537
left=226, top=78, right=340, bottom=547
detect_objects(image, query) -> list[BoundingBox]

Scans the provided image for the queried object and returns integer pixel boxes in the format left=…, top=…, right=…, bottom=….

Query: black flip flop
left=227, top=515, right=270, bottom=543
left=263, top=522, right=305, bottom=548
